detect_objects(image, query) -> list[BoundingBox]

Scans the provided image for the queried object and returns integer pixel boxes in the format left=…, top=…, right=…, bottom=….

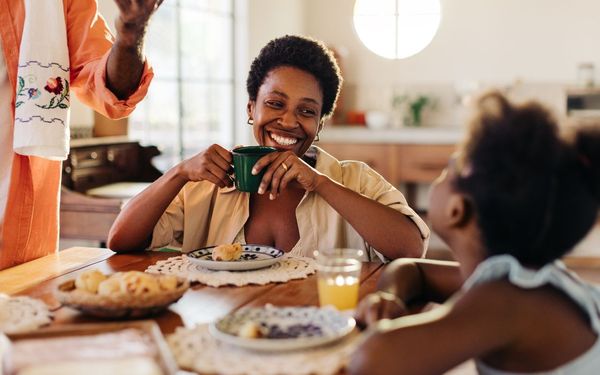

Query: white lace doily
left=146, top=256, right=315, bottom=287
left=167, top=324, right=359, bottom=375
left=0, top=294, right=53, bottom=334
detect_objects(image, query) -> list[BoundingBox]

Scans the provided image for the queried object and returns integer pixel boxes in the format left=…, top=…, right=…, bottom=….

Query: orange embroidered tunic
left=0, top=0, right=154, bottom=269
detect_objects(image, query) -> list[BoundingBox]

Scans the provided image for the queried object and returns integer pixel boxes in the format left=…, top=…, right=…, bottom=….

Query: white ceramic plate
left=209, top=306, right=356, bottom=351
left=185, top=245, right=284, bottom=271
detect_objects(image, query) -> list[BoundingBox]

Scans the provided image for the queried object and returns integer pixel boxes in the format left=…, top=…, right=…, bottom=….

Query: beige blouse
left=149, top=146, right=430, bottom=262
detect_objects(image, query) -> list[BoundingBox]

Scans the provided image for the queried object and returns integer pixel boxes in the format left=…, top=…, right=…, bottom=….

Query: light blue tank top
left=462, top=255, right=600, bottom=375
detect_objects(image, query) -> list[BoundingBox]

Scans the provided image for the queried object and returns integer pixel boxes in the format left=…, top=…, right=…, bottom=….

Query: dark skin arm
left=350, top=283, right=517, bottom=375
left=355, top=259, right=463, bottom=326
left=108, top=144, right=233, bottom=252
left=106, top=0, right=164, bottom=99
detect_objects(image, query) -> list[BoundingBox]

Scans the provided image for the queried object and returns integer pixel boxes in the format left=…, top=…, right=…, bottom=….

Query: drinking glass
left=314, top=248, right=364, bottom=310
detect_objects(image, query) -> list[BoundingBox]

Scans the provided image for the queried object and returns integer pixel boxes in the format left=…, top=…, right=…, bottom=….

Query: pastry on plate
left=211, top=243, right=243, bottom=261
left=238, top=321, right=263, bottom=339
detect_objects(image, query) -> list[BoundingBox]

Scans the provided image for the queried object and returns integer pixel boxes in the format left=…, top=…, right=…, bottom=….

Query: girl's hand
left=251, top=151, right=324, bottom=198
left=354, top=291, right=408, bottom=329
left=180, top=144, right=233, bottom=188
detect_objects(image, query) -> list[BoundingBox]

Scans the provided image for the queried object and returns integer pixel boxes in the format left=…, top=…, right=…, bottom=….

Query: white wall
left=305, top=0, right=600, bottom=85
left=303, top=0, right=600, bottom=123
left=235, top=0, right=307, bottom=145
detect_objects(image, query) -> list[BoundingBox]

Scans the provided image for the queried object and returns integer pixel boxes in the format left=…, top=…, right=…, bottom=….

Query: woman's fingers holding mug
left=183, top=144, right=232, bottom=186
left=208, top=149, right=233, bottom=173
left=208, top=144, right=233, bottom=164
left=251, top=152, right=280, bottom=176
left=256, top=152, right=295, bottom=197
left=268, top=156, right=295, bottom=198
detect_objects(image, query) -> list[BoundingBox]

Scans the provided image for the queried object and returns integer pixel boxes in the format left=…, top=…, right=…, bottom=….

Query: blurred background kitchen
left=61, top=0, right=600, bottom=257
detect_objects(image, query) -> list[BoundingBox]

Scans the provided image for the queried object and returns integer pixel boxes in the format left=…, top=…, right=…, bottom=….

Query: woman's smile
left=268, top=131, right=299, bottom=147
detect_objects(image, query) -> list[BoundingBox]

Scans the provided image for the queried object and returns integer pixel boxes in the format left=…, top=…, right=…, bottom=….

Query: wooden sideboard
left=60, top=138, right=162, bottom=243
left=318, top=142, right=456, bottom=186
left=318, top=142, right=456, bottom=207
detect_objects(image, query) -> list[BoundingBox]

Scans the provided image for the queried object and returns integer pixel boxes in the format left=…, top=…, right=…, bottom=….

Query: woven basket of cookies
left=55, top=270, right=189, bottom=318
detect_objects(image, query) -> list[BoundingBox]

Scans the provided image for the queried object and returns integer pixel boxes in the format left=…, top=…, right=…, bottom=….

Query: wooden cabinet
left=317, top=143, right=395, bottom=182
left=318, top=142, right=456, bottom=208
left=318, top=142, right=455, bottom=186
left=60, top=139, right=162, bottom=243
left=394, top=144, right=456, bottom=184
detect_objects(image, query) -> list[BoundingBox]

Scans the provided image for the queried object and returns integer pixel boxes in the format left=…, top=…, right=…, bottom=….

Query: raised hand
left=180, top=144, right=234, bottom=188
left=251, top=150, right=324, bottom=199
left=113, top=0, right=164, bottom=45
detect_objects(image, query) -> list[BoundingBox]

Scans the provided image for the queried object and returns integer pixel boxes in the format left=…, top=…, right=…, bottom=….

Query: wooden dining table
left=3, top=247, right=600, bottom=375
left=0, top=247, right=384, bottom=334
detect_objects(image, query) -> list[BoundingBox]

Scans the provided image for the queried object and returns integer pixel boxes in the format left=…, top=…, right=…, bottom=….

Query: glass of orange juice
left=314, top=248, right=363, bottom=311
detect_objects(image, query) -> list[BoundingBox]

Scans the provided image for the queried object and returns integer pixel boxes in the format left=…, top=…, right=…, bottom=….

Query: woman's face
left=247, top=66, right=323, bottom=156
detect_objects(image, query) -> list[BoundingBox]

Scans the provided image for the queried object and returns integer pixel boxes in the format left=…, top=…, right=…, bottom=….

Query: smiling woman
left=107, top=35, right=430, bottom=262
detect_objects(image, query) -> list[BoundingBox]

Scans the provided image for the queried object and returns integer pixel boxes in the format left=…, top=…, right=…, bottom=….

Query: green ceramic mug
left=232, top=146, right=277, bottom=192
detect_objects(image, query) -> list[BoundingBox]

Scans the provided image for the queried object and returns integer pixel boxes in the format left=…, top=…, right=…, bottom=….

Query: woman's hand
left=354, top=291, right=408, bottom=329
left=251, top=150, right=325, bottom=198
left=179, top=144, right=233, bottom=188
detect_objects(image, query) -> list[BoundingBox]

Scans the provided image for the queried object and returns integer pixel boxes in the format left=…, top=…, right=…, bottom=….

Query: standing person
left=0, top=0, right=161, bottom=269
left=108, top=35, right=429, bottom=261
left=350, top=92, right=600, bottom=374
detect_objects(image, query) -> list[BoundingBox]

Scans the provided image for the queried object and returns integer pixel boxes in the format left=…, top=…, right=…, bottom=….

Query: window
left=129, top=0, right=235, bottom=171
left=353, top=0, right=441, bottom=60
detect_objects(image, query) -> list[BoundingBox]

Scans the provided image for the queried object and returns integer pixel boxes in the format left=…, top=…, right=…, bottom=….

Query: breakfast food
left=97, top=276, right=124, bottom=296
left=74, top=269, right=107, bottom=294
left=74, top=270, right=179, bottom=296
left=238, top=321, right=263, bottom=339
left=157, top=275, right=178, bottom=291
left=56, top=270, right=189, bottom=318
left=211, top=243, right=243, bottom=261
left=120, top=272, right=162, bottom=296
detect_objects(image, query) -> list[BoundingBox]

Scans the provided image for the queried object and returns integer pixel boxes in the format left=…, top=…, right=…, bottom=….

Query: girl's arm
left=355, top=259, right=462, bottom=325
left=350, top=282, right=517, bottom=375
left=379, top=258, right=463, bottom=304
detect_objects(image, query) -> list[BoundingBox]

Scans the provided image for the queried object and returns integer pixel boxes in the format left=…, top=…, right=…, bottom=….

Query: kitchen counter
left=320, top=126, right=464, bottom=144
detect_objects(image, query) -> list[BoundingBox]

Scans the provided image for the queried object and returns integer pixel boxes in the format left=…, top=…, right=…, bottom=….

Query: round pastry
left=211, top=243, right=243, bottom=261
left=75, top=269, right=107, bottom=294
left=97, top=276, right=124, bottom=296
left=157, top=275, right=178, bottom=292
left=119, top=271, right=161, bottom=296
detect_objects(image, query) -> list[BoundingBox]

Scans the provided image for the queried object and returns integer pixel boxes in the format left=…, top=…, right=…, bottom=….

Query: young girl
left=350, top=91, right=600, bottom=374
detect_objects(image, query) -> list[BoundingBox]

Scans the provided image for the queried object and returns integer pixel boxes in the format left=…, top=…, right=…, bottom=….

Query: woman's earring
left=247, top=117, right=254, bottom=125
left=315, top=132, right=320, bottom=142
